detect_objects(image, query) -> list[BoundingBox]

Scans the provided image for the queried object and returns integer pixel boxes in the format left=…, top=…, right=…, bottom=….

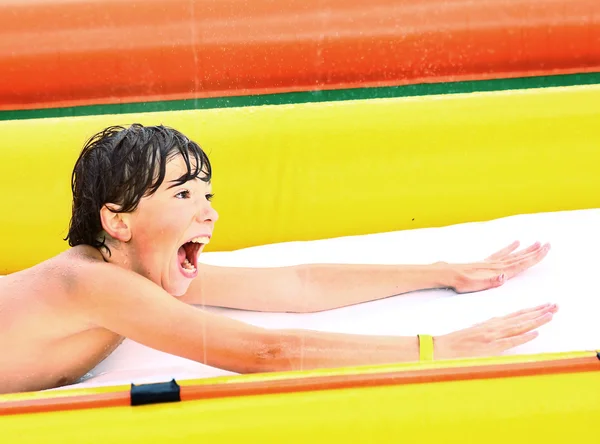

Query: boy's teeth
left=190, top=236, right=210, bottom=244
left=182, top=258, right=196, bottom=272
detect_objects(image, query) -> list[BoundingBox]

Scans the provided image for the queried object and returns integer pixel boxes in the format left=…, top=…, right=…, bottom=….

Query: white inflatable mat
left=54, top=208, right=600, bottom=390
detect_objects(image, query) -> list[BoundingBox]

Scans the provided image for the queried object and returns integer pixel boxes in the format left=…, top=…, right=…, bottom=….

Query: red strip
left=1, top=0, right=599, bottom=111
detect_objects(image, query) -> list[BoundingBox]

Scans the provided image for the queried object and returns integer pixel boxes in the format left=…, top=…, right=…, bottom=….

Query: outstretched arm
left=72, top=260, right=556, bottom=373
left=74, top=261, right=420, bottom=372
left=186, top=262, right=449, bottom=313
left=183, top=241, right=550, bottom=313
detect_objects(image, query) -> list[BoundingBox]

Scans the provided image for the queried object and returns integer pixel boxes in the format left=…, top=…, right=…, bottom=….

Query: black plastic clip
left=130, top=379, right=181, bottom=406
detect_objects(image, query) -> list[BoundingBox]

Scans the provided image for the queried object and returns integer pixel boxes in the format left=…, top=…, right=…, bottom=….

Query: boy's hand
left=433, top=303, right=558, bottom=360
left=441, top=241, right=551, bottom=293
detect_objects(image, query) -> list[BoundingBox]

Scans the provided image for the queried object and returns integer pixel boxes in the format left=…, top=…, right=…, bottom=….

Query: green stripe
left=2, top=72, right=600, bottom=121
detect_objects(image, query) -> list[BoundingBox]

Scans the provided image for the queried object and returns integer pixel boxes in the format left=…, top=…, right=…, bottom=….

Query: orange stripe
left=181, top=356, right=599, bottom=401
left=1, top=356, right=598, bottom=416
left=1, top=0, right=599, bottom=111
left=0, top=392, right=130, bottom=416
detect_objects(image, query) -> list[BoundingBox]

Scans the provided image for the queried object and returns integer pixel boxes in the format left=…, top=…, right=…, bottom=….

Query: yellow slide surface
left=1, top=351, right=599, bottom=443
left=2, top=85, right=600, bottom=274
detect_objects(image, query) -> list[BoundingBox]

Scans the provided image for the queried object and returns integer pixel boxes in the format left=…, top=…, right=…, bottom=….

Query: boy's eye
left=175, top=190, right=190, bottom=199
left=206, top=193, right=214, bottom=202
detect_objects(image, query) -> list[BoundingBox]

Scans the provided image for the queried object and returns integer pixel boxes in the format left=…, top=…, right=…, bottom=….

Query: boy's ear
left=100, top=204, right=132, bottom=242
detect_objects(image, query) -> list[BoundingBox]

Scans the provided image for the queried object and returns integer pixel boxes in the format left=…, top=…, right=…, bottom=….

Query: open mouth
left=177, top=236, right=210, bottom=277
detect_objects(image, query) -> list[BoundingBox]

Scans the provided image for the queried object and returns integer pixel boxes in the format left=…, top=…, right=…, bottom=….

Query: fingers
left=500, top=247, right=546, bottom=268
left=501, top=243, right=551, bottom=279
left=455, top=241, right=550, bottom=292
left=500, top=303, right=557, bottom=320
left=485, top=241, right=547, bottom=264
left=485, top=243, right=544, bottom=268
left=489, top=273, right=505, bottom=288
left=504, top=242, right=549, bottom=264
left=491, top=331, right=539, bottom=352
left=471, top=303, right=555, bottom=329
left=485, top=241, right=520, bottom=261
left=479, top=242, right=550, bottom=277
left=440, top=304, right=556, bottom=359
left=505, top=241, right=542, bottom=260
left=445, top=303, right=557, bottom=359
left=501, top=311, right=554, bottom=338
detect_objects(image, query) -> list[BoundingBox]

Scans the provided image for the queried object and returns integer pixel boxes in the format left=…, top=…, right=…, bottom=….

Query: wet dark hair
left=65, top=124, right=212, bottom=254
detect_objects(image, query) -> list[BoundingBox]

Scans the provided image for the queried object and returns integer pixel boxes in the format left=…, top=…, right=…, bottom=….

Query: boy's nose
left=208, top=207, right=219, bottom=223
left=197, top=205, right=219, bottom=223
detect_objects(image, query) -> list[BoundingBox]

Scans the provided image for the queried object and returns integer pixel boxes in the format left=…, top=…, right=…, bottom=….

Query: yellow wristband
left=418, top=334, right=434, bottom=362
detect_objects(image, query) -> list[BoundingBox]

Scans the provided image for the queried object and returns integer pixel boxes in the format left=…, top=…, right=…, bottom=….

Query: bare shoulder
left=0, top=246, right=117, bottom=349
left=0, top=245, right=161, bottom=336
left=0, top=245, right=109, bottom=308
left=58, top=246, right=164, bottom=310
left=65, top=247, right=182, bottom=318
left=69, top=247, right=161, bottom=292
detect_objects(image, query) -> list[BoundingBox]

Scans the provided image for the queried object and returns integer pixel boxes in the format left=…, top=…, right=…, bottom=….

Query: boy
left=0, top=124, right=556, bottom=394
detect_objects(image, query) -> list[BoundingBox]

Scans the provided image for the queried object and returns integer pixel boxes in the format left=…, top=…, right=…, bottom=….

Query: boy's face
left=125, top=154, right=218, bottom=296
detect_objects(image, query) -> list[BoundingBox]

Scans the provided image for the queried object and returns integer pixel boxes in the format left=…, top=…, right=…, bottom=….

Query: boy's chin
left=164, top=279, right=192, bottom=298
